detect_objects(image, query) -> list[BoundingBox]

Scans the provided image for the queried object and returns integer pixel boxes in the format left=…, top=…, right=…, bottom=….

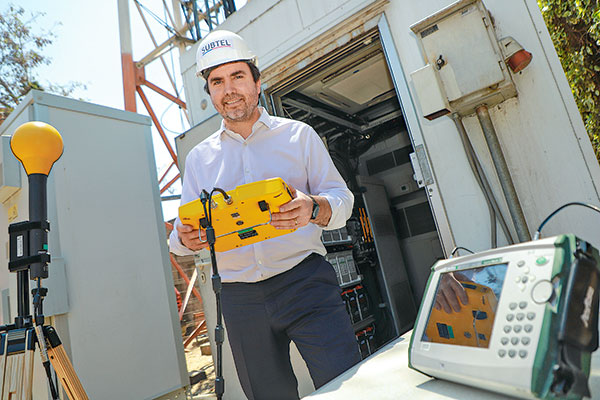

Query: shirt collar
left=219, top=107, right=274, bottom=141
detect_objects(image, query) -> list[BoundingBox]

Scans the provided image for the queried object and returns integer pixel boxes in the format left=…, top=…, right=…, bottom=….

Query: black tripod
left=198, top=188, right=229, bottom=400
left=0, top=121, right=88, bottom=400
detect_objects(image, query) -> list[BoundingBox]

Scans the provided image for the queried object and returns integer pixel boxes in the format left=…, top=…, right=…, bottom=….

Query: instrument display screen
left=421, top=263, right=509, bottom=348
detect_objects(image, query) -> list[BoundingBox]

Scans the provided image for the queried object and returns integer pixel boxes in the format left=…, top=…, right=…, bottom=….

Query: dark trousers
left=221, top=254, right=361, bottom=400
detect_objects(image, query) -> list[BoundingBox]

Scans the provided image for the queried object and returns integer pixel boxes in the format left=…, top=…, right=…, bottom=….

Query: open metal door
left=378, top=14, right=456, bottom=257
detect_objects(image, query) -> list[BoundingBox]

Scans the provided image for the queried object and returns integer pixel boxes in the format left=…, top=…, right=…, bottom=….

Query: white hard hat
left=195, top=30, right=257, bottom=78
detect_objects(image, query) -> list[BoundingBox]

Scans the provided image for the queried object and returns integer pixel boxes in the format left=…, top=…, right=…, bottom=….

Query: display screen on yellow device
left=178, top=177, right=296, bottom=252
left=421, top=263, right=508, bottom=348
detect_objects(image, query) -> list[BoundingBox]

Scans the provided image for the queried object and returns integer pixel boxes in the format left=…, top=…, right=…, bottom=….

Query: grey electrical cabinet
left=0, top=91, right=187, bottom=399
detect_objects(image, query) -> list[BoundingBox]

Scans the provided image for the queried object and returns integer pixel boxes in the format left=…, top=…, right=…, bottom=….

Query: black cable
left=211, top=188, right=230, bottom=202
left=534, top=202, right=600, bottom=240
left=207, top=188, right=231, bottom=229
left=451, top=246, right=475, bottom=257
left=32, top=279, right=59, bottom=400
left=201, top=188, right=225, bottom=400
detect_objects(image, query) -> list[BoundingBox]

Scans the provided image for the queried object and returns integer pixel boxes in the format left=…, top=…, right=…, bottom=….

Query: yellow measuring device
left=178, top=177, right=296, bottom=252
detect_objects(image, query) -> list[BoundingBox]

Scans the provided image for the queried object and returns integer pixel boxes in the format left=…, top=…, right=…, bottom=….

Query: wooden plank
left=179, top=268, right=198, bottom=321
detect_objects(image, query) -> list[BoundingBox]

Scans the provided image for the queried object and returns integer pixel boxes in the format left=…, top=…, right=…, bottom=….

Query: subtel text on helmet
left=202, top=39, right=233, bottom=56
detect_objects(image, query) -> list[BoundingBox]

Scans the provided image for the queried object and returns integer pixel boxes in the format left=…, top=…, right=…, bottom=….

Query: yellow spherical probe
left=10, top=121, right=64, bottom=176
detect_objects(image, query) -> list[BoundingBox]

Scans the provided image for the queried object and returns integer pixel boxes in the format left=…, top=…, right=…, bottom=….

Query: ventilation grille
left=366, top=146, right=412, bottom=175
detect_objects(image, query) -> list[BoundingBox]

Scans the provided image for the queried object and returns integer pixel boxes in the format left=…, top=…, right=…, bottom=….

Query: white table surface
left=304, top=332, right=600, bottom=399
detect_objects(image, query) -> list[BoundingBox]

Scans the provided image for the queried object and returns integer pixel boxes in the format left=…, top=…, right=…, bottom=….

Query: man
left=169, top=29, right=360, bottom=400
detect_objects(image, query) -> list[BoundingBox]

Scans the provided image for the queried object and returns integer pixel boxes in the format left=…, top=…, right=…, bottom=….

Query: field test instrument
left=178, top=177, right=296, bottom=252
left=0, top=122, right=88, bottom=400
left=410, top=227, right=600, bottom=399
left=180, top=178, right=297, bottom=399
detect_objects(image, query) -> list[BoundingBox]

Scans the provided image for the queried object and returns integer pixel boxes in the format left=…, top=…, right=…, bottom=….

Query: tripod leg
left=0, top=329, right=35, bottom=400
left=34, top=325, right=59, bottom=400
left=43, top=326, right=89, bottom=400
left=21, top=329, right=35, bottom=400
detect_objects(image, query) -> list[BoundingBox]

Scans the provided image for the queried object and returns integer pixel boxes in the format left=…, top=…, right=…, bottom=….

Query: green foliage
left=0, top=5, right=84, bottom=124
left=538, top=0, right=600, bottom=161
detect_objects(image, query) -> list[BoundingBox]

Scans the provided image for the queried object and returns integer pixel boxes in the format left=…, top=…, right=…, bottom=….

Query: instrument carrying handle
left=558, top=248, right=599, bottom=352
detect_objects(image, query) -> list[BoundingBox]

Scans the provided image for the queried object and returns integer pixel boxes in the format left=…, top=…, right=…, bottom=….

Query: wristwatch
left=309, top=195, right=320, bottom=220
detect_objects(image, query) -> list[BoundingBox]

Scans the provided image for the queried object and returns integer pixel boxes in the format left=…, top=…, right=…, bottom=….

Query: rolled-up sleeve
left=303, top=126, right=354, bottom=230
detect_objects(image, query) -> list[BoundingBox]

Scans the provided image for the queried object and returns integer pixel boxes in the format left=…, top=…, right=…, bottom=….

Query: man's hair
left=203, top=61, right=261, bottom=94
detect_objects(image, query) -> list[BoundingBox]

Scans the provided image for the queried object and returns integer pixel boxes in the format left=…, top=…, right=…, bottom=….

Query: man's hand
left=177, top=223, right=209, bottom=251
left=434, top=272, right=469, bottom=313
left=270, top=186, right=313, bottom=229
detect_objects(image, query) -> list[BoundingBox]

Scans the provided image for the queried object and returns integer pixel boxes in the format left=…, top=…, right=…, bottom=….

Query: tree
left=538, top=0, right=600, bottom=161
left=0, top=5, right=83, bottom=124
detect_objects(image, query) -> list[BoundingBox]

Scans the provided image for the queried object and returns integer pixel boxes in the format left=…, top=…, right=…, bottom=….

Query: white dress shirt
left=169, top=108, right=354, bottom=282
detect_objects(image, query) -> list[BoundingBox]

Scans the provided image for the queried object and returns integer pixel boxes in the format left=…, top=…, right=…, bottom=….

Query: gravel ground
left=185, top=337, right=216, bottom=397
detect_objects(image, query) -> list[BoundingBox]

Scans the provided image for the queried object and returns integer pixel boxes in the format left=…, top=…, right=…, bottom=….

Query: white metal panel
left=180, top=67, right=217, bottom=128
left=387, top=0, right=500, bottom=254
left=480, top=0, right=600, bottom=243
left=378, top=13, right=462, bottom=255
left=416, top=2, right=505, bottom=101
left=0, top=96, right=84, bottom=397
left=520, top=0, right=600, bottom=185
left=297, top=0, right=354, bottom=27
left=384, top=0, right=600, bottom=252
left=410, top=64, right=451, bottom=118
left=384, top=1, right=496, bottom=256
left=0, top=136, right=21, bottom=203
left=0, top=91, right=188, bottom=399
left=0, top=105, right=31, bottom=324
left=179, top=0, right=382, bottom=126
left=238, top=0, right=305, bottom=66
left=175, top=113, right=222, bottom=175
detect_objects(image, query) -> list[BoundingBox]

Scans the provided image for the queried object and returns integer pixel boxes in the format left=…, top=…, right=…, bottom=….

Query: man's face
left=206, top=61, right=261, bottom=123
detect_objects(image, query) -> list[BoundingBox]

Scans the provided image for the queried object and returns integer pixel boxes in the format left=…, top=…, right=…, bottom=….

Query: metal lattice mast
left=117, top=0, right=237, bottom=196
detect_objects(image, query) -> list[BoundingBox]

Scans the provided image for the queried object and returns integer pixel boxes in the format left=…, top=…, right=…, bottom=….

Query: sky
left=4, top=0, right=245, bottom=220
